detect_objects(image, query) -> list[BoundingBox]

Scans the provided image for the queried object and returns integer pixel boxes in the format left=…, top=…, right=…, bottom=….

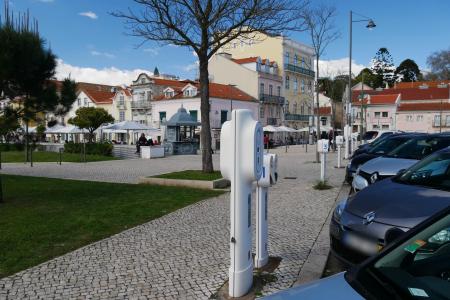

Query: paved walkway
left=0, top=146, right=345, bottom=299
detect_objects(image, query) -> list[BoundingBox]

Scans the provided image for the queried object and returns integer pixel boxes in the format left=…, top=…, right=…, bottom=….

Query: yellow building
left=219, top=32, right=315, bottom=128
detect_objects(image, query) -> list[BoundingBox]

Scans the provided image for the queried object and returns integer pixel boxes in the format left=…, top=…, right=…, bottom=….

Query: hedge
left=0, top=143, right=25, bottom=152
left=64, top=142, right=113, bottom=156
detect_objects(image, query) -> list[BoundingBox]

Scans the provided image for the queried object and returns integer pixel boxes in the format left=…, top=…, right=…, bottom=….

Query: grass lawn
left=0, top=175, right=223, bottom=278
left=1, top=151, right=117, bottom=163
left=152, top=170, right=223, bottom=181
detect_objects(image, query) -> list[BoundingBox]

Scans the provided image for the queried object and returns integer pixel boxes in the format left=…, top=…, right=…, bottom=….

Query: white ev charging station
left=344, top=125, right=351, bottom=160
left=318, top=139, right=329, bottom=181
left=220, top=109, right=264, bottom=298
left=335, top=136, right=344, bottom=168
left=255, top=153, right=278, bottom=268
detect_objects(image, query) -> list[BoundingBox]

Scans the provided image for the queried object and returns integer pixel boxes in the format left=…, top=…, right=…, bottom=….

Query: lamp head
left=366, top=19, right=376, bottom=29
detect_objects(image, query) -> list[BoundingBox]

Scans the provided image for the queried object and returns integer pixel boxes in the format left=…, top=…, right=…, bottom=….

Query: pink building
left=352, top=94, right=400, bottom=131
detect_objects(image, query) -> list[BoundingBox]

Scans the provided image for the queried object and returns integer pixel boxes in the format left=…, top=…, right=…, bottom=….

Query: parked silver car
left=352, top=134, right=450, bottom=191
left=265, top=205, right=450, bottom=299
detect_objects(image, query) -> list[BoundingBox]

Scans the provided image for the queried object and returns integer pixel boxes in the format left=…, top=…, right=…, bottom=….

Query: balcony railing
left=285, top=114, right=312, bottom=121
left=116, top=102, right=126, bottom=109
left=131, top=100, right=152, bottom=109
left=284, top=64, right=315, bottom=77
left=259, top=94, right=285, bottom=105
left=266, top=117, right=279, bottom=125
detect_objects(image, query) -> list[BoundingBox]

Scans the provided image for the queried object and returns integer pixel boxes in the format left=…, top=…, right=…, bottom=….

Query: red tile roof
left=232, top=57, right=259, bottom=64
left=153, top=78, right=194, bottom=88
left=398, top=102, right=450, bottom=112
left=394, top=80, right=449, bottom=89
left=82, top=89, right=115, bottom=104
left=154, top=82, right=256, bottom=102
left=352, top=87, right=449, bottom=102
left=314, top=106, right=332, bottom=115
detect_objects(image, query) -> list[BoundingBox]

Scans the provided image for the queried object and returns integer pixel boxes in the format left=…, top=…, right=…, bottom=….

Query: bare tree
left=112, top=0, right=308, bottom=172
left=426, top=48, right=450, bottom=80
left=302, top=4, right=340, bottom=163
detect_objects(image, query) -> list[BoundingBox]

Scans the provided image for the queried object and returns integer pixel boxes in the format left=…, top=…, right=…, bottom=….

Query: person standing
left=136, top=133, right=147, bottom=153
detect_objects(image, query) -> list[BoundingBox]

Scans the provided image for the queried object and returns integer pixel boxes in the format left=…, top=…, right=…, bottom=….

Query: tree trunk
left=315, top=55, right=321, bottom=163
left=199, top=55, right=214, bottom=173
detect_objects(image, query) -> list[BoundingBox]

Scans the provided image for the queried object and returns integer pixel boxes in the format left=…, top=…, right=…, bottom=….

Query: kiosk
left=163, top=107, right=201, bottom=155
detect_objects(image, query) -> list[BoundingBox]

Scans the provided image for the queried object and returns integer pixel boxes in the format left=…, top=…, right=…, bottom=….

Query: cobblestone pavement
left=0, top=146, right=345, bottom=299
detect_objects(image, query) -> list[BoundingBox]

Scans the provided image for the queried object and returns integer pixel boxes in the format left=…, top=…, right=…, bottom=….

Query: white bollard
left=318, top=139, right=329, bottom=181
left=343, top=125, right=349, bottom=160
left=220, top=109, right=264, bottom=298
left=335, top=136, right=343, bottom=168
left=255, top=153, right=278, bottom=268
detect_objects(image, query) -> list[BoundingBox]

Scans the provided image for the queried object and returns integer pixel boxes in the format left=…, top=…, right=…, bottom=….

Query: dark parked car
left=346, top=133, right=421, bottom=183
left=332, top=147, right=450, bottom=265
left=353, top=134, right=450, bottom=191
left=265, top=205, right=450, bottom=299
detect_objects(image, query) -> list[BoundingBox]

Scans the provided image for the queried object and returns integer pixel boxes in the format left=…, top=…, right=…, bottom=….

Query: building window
left=406, top=115, right=413, bottom=122
left=260, top=83, right=265, bottom=95
left=293, top=78, right=298, bottom=92
left=269, top=85, right=273, bottom=96
left=434, top=115, right=441, bottom=126
left=301, top=57, right=305, bottom=68
left=301, top=104, right=304, bottom=115
left=446, top=115, right=450, bottom=127
left=84, top=98, right=88, bottom=106
left=416, top=115, right=423, bottom=122
left=285, top=76, right=290, bottom=89
left=373, top=124, right=380, bottom=129
left=308, top=81, right=312, bottom=92
left=221, top=110, right=228, bottom=124
left=159, top=111, right=166, bottom=121
left=119, top=111, right=125, bottom=122
left=294, top=54, right=298, bottom=66
left=284, top=52, right=290, bottom=64
left=260, top=106, right=264, bottom=119
left=374, top=112, right=381, bottom=118
left=293, top=103, right=298, bottom=114
left=189, top=110, right=198, bottom=121
left=119, top=96, right=124, bottom=106
left=277, top=86, right=281, bottom=96
left=382, top=112, right=388, bottom=118
left=321, top=117, right=327, bottom=126
left=382, top=124, right=389, bottom=129
left=301, top=79, right=305, bottom=93
left=77, top=98, right=81, bottom=106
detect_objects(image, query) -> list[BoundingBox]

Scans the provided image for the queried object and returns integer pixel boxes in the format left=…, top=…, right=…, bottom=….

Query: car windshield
left=363, top=131, right=378, bottom=140
left=386, top=137, right=450, bottom=160
left=394, top=151, right=450, bottom=191
left=368, top=213, right=450, bottom=299
left=368, top=137, right=410, bottom=155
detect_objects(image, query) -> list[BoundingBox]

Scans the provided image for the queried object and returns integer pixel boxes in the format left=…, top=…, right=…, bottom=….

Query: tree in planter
left=301, top=3, right=340, bottom=163
left=0, top=3, right=77, bottom=161
left=112, top=0, right=308, bottom=172
left=395, top=59, right=422, bottom=82
left=68, top=107, right=114, bottom=143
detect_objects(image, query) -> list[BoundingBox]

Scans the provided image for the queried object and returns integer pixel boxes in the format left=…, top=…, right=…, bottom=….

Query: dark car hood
left=346, top=179, right=450, bottom=228
left=349, top=153, right=379, bottom=171
left=353, top=144, right=371, bottom=157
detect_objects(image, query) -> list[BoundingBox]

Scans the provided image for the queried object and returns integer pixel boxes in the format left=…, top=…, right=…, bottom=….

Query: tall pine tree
left=371, top=48, right=396, bottom=88
left=395, top=59, right=422, bottom=82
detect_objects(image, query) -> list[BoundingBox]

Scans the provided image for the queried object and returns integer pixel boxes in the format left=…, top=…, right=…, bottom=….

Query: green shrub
left=64, top=142, right=113, bottom=156
left=0, top=143, right=25, bottom=152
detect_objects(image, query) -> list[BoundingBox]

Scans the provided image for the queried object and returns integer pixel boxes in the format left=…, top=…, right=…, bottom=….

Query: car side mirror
left=385, top=227, right=405, bottom=245
left=396, top=169, right=406, bottom=176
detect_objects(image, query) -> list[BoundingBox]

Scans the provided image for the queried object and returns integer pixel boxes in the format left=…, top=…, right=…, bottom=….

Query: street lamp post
left=348, top=11, right=376, bottom=142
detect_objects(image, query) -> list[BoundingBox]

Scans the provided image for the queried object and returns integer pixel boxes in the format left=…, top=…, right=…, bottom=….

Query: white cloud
left=183, top=61, right=199, bottom=72
left=192, top=51, right=198, bottom=57
left=90, top=50, right=115, bottom=59
left=143, top=47, right=159, bottom=57
left=79, top=11, right=98, bottom=20
left=55, top=59, right=153, bottom=86
left=316, top=58, right=366, bottom=78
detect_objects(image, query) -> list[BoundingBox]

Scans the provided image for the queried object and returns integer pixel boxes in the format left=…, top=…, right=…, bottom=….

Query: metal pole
left=30, top=146, right=33, bottom=167
left=348, top=11, right=353, bottom=154
left=83, top=142, right=86, bottom=163
left=59, top=148, right=62, bottom=165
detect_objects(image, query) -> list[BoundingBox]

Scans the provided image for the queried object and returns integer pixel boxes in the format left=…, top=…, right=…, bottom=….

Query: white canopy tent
left=101, top=121, right=161, bottom=144
left=263, top=125, right=281, bottom=132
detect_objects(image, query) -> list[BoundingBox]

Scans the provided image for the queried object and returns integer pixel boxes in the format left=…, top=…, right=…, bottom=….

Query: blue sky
left=6, top=0, right=450, bottom=84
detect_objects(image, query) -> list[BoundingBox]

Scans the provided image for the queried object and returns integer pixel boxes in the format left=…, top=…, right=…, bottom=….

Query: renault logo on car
left=363, top=211, right=376, bottom=225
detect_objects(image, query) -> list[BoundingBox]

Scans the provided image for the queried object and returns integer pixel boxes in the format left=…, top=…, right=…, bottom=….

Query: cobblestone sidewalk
left=0, top=147, right=345, bottom=299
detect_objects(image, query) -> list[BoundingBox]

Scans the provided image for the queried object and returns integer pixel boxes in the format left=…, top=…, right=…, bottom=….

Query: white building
left=152, top=82, right=258, bottom=150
